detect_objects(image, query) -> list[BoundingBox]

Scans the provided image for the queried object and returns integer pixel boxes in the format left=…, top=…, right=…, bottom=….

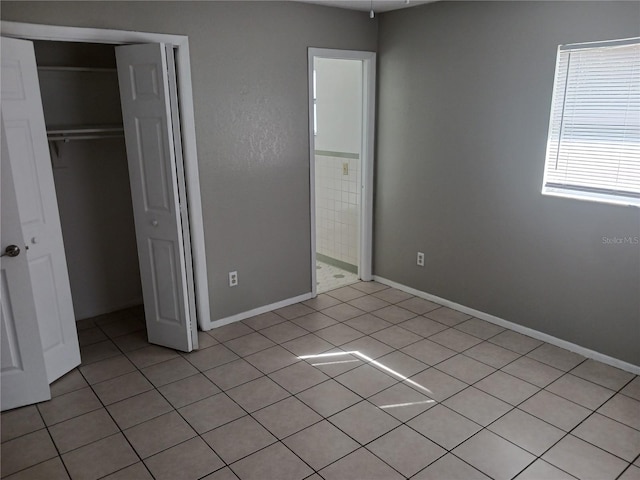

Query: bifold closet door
left=1, top=36, right=80, bottom=396
left=1, top=119, right=51, bottom=411
left=115, top=43, right=196, bottom=352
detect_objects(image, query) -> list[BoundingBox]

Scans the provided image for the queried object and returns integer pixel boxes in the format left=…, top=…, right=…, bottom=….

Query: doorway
left=308, top=48, right=376, bottom=296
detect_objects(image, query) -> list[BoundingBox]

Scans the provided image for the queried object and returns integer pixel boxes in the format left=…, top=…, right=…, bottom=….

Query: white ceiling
left=295, top=0, right=435, bottom=14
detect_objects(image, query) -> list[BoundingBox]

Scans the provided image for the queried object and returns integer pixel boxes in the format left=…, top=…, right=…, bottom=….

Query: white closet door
left=165, top=45, right=198, bottom=349
left=115, top=43, right=193, bottom=352
left=1, top=119, right=51, bottom=411
left=1, top=36, right=80, bottom=384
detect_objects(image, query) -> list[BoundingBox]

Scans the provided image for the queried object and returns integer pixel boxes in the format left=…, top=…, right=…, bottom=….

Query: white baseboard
left=373, top=276, right=640, bottom=376
left=202, top=292, right=314, bottom=331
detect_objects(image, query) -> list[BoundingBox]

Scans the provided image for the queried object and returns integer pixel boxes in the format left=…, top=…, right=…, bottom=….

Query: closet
left=1, top=27, right=205, bottom=411
left=34, top=41, right=143, bottom=322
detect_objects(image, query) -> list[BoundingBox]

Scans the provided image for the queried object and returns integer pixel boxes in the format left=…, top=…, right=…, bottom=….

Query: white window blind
left=542, top=38, right=640, bottom=207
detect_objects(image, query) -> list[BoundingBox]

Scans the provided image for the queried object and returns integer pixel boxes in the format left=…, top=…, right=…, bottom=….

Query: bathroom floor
left=2, top=282, right=639, bottom=480
left=316, top=261, right=358, bottom=293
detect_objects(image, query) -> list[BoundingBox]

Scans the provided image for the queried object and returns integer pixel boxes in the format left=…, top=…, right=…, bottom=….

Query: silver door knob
left=1, top=245, right=21, bottom=258
left=151, top=220, right=159, bottom=227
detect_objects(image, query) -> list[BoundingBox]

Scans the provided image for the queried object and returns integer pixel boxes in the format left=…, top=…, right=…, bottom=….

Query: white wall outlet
left=229, top=271, right=238, bottom=287
left=417, top=252, right=425, bottom=267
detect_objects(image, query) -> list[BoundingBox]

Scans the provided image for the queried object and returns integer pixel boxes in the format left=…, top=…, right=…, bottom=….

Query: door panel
left=149, top=238, right=181, bottom=324
left=29, top=255, right=63, bottom=351
left=1, top=117, right=51, bottom=411
left=137, top=118, right=172, bottom=211
left=1, top=36, right=80, bottom=384
left=4, top=121, right=45, bottom=226
left=116, top=43, right=193, bottom=352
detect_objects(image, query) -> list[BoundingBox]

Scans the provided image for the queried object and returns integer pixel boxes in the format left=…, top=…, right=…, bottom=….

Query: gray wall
left=1, top=1, right=378, bottom=320
left=375, top=1, right=640, bottom=365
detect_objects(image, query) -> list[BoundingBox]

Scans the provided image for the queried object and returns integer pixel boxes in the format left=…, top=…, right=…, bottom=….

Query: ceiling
left=295, top=0, right=435, bottom=14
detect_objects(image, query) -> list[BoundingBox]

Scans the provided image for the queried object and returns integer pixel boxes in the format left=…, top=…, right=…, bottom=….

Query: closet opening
left=33, top=38, right=199, bottom=357
left=35, top=41, right=147, bottom=349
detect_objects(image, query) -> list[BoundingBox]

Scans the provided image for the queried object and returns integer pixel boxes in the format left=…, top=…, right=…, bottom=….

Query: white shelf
left=38, top=66, right=116, bottom=73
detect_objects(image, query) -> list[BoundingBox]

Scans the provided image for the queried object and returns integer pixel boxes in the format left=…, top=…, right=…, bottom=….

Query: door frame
left=1, top=21, right=211, bottom=332
left=308, top=48, right=376, bottom=296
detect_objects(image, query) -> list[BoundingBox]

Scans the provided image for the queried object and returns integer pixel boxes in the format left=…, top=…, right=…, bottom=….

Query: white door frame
left=1, top=21, right=211, bottom=332
left=308, top=48, right=376, bottom=296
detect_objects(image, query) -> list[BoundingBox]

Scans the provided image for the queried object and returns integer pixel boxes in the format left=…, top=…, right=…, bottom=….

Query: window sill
left=542, top=188, right=640, bottom=208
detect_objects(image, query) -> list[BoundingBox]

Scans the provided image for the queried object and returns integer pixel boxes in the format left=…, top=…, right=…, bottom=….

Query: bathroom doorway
left=308, top=49, right=376, bottom=295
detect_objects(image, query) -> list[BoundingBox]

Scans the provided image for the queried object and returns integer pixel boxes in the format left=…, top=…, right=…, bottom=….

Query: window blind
left=543, top=38, right=640, bottom=206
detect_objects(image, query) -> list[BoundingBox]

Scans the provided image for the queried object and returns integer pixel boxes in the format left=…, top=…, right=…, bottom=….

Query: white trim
left=308, top=50, right=318, bottom=297
left=560, top=36, right=640, bottom=51
left=1, top=21, right=189, bottom=45
left=373, top=275, right=640, bottom=375
left=308, top=48, right=376, bottom=297
left=2, top=21, right=211, bottom=338
left=541, top=187, right=640, bottom=209
left=360, top=52, right=376, bottom=283
left=203, top=293, right=314, bottom=331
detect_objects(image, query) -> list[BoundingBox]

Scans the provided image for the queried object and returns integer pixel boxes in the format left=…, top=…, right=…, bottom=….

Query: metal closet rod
left=47, top=128, right=124, bottom=156
left=47, top=133, right=124, bottom=142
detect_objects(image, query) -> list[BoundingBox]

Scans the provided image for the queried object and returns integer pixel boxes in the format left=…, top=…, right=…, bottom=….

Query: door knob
left=151, top=220, right=159, bottom=227
left=1, top=245, right=21, bottom=258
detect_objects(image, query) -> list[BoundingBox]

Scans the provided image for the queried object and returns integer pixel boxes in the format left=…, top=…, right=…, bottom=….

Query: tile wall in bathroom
left=315, top=152, right=360, bottom=268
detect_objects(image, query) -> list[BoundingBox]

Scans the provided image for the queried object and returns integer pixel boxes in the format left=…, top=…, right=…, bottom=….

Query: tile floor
left=316, top=261, right=358, bottom=294
left=2, top=282, right=639, bottom=480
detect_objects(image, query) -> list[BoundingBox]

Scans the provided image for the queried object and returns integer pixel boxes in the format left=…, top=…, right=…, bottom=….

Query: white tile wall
left=315, top=154, right=360, bottom=267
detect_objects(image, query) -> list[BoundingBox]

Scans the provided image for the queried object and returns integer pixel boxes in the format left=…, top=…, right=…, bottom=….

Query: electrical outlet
left=417, top=252, right=425, bottom=267
left=229, top=271, right=238, bottom=287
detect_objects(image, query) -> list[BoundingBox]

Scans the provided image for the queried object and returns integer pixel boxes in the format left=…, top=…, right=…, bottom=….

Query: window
left=542, top=38, right=640, bottom=207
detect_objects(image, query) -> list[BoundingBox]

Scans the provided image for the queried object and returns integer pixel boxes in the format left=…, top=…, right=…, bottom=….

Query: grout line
left=519, top=373, right=639, bottom=477
left=6, top=293, right=638, bottom=480
left=292, top=297, right=638, bottom=477
left=78, top=323, right=147, bottom=474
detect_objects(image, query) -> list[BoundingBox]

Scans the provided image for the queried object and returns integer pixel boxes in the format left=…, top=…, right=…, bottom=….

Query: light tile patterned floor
left=2, top=282, right=639, bottom=480
left=316, top=261, right=358, bottom=294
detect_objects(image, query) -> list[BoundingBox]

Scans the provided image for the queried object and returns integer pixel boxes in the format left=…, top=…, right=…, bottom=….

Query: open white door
left=1, top=37, right=80, bottom=384
left=1, top=120, right=51, bottom=411
left=116, top=43, right=194, bottom=352
left=165, top=45, right=199, bottom=349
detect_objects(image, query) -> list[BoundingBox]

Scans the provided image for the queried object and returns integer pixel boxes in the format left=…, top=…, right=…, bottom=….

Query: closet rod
left=38, top=66, right=117, bottom=73
left=47, top=126, right=124, bottom=135
left=47, top=133, right=124, bottom=142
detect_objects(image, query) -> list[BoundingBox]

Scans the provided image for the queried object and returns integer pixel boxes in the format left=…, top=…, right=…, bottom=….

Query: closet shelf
left=47, top=125, right=124, bottom=142
left=38, top=66, right=117, bottom=73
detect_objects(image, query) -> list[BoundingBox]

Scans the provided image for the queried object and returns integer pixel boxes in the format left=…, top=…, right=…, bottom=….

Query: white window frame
left=541, top=37, right=640, bottom=208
